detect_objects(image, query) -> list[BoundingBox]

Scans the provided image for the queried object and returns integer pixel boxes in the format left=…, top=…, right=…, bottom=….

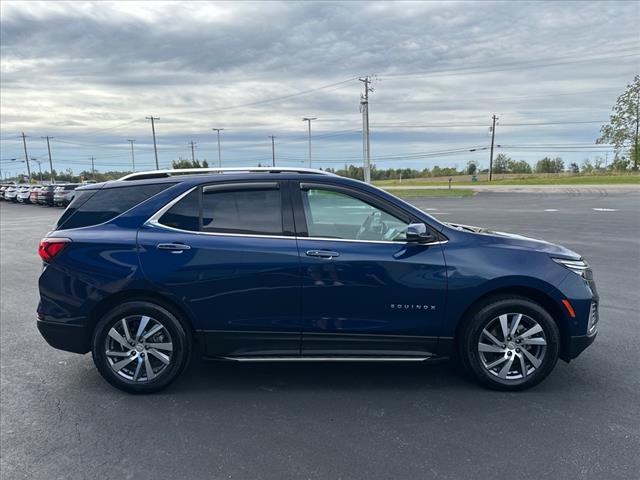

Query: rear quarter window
left=56, top=184, right=173, bottom=230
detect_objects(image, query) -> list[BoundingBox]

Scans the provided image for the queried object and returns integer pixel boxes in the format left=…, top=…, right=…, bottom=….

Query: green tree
left=569, top=162, right=580, bottom=174
left=172, top=159, right=203, bottom=169
left=509, top=159, right=532, bottom=174
left=581, top=159, right=594, bottom=173
left=535, top=157, right=564, bottom=173
left=597, top=74, right=640, bottom=170
left=466, top=161, right=477, bottom=175
left=608, top=156, right=631, bottom=172
left=492, top=154, right=511, bottom=174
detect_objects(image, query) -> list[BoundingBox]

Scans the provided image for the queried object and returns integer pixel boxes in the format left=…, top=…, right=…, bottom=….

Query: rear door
left=293, top=181, right=447, bottom=357
left=137, top=181, right=301, bottom=358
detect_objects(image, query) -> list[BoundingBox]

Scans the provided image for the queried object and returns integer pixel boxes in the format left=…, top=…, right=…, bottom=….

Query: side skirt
left=203, top=355, right=450, bottom=363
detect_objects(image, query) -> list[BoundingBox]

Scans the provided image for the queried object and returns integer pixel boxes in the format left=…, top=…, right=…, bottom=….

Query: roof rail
left=118, top=167, right=336, bottom=181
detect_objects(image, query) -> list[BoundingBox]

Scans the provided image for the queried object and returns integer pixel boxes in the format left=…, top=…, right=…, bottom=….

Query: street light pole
left=268, top=136, right=276, bottom=166
left=212, top=128, right=224, bottom=167
left=146, top=116, right=160, bottom=169
left=127, top=139, right=136, bottom=172
left=302, top=117, right=317, bottom=168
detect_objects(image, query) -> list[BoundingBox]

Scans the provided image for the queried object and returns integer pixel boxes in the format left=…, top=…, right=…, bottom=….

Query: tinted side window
left=57, top=184, right=172, bottom=230
left=158, top=189, right=200, bottom=231
left=202, top=188, right=282, bottom=235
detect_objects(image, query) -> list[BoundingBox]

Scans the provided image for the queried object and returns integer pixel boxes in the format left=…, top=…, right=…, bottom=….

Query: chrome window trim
left=147, top=220, right=297, bottom=241
left=146, top=185, right=448, bottom=246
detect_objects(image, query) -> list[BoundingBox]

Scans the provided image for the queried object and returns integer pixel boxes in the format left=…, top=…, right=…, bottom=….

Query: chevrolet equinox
left=36, top=168, right=598, bottom=393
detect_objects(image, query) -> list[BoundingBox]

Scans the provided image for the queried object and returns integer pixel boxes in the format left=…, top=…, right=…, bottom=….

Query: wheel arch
left=453, top=286, right=571, bottom=361
left=86, top=289, right=197, bottom=351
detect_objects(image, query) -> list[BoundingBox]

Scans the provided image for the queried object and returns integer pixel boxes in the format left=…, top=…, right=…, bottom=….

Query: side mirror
left=406, top=223, right=436, bottom=243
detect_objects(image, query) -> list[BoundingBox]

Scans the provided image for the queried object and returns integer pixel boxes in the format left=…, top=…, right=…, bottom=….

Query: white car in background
left=16, top=185, right=33, bottom=203
left=4, top=185, right=19, bottom=202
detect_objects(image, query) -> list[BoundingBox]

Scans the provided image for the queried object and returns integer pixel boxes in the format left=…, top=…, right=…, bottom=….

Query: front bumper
left=567, top=332, right=597, bottom=359
left=37, top=318, right=90, bottom=354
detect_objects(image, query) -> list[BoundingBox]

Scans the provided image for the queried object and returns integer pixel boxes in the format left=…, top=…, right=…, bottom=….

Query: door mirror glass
left=406, top=223, right=436, bottom=243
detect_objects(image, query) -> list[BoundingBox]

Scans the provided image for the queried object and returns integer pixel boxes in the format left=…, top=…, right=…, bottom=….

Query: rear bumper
left=37, top=318, right=90, bottom=354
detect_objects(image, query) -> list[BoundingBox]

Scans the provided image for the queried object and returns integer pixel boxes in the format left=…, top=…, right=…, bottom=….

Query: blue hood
left=445, top=223, right=582, bottom=260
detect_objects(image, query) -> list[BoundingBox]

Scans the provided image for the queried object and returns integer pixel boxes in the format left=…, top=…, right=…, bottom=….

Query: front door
left=138, top=181, right=301, bottom=357
left=293, top=182, right=447, bottom=357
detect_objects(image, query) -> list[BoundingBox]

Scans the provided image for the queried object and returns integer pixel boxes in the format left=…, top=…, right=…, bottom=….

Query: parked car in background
left=0, top=184, right=13, bottom=199
left=37, top=185, right=56, bottom=206
left=53, top=184, right=80, bottom=207
left=29, top=186, right=44, bottom=204
left=16, top=185, right=33, bottom=203
left=4, top=185, right=19, bottom=202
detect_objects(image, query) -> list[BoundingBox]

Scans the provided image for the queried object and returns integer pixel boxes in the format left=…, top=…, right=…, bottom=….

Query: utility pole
left=127, top=139, right=136, bottom=172
left=488, top=115, right=498, bottom=182
left=188, top=141, right=197, bottom=163
left=212, top=128, right=224, bottom=167
left=90, top=157, right=96, bottom=180
left=359, top=76, right=374, bottom=183
left=19, top=132, right=32, bottom=182
left=41, top=136, right=55, bottom=182
left=635, top=93, right=639, bottom=171
left=302, top=117, right=317, bottom=168
left=269, top=136, right=276, bottom=166
left=146, top=116, right=160, bottom=169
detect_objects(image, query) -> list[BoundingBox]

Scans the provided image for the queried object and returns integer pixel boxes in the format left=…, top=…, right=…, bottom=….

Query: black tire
left=458, top=295, right=560, bottom=391
left=91, top=301, right=191, bottom=394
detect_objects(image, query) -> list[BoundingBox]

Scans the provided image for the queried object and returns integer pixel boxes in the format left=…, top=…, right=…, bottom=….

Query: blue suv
left=37, top=168, right=598, bottom=393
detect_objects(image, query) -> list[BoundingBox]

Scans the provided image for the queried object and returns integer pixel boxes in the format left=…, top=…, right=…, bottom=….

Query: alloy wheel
left=477, top=313, right=547, bottom=381
left=104, top=315, right=174, bottom=382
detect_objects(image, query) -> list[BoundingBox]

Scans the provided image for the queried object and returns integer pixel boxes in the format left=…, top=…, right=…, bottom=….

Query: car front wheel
left=92, top=301, right=190, bottom=394
left=459, top=296, right=560, bottom=391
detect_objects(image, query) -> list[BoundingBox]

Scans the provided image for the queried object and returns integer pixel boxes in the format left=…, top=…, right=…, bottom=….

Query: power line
left=372, top=120, right=608, bottom=128
left=380, top=50, right=640, bottom=79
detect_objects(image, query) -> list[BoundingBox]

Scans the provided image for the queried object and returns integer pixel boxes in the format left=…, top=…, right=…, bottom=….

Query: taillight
left=38, top=238, right=71, bottom=262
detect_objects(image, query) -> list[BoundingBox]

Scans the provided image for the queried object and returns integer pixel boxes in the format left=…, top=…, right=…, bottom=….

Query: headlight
left=552, top=258, right=590, bottom=278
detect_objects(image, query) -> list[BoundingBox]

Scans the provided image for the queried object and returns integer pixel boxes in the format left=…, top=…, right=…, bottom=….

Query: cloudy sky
left=1, top=0, right=639, bottom=177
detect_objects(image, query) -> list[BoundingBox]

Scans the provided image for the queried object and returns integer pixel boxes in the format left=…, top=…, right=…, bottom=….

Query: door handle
left=306, top=250, right=340, bottom=259
left=157, top=242, right=191, bottom=253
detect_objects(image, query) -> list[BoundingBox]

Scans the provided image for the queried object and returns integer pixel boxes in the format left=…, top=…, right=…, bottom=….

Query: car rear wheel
left=92, top=301, right=190, bottom=394
left=459, top=296, right=560, bottom=391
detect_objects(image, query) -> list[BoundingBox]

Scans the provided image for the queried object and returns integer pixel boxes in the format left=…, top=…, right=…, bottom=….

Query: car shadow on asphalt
left=171, top=358, right=475, bottom=394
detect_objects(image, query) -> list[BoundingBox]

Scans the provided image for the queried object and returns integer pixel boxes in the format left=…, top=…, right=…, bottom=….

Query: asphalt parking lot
left=1, top=190, right=639, bottom=480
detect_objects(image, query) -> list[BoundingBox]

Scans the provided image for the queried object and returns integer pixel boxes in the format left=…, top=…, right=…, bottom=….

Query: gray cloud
left=1, top=0, right=638, bottom=173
